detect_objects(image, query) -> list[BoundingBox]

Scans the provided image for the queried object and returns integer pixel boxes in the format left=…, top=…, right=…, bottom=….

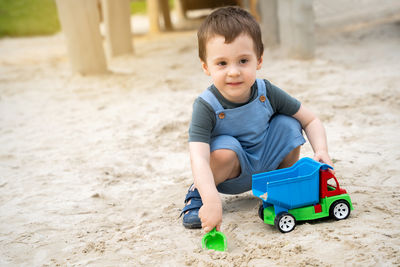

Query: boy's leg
left=182, top=136, right=243, bottom=228
left=210, top=149, right=241, bottom=185
left=278, top=146, right=301, bottom=169
left=181, top=148, right=240, bottom=228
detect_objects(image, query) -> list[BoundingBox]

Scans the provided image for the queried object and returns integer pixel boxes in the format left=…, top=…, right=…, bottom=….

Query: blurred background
left=0, top=0, right=158, bottom=37
left=1, top=0, right=399, bottom=37
left=0, top=0, right=242, bottom=37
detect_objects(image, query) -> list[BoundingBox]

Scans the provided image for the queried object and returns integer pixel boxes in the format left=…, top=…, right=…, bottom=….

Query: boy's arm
left=189, top=142, right=222, bottom=232
left=292, top=104, right=333, bottom=167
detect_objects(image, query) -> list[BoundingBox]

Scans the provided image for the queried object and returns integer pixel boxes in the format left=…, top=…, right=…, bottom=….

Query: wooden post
left=55, top=0, right=107, bottom=74
left=101, top=0, right=134, bottom=57
left=258, top=0, right=280, bottom=47
left=159, top=0, right=173, bottom=31
left=147, top=0, right=161, bottom=33
left=249, top=0, right=261, bottom=22
left=174, top=0, right=186, bottom=22
left=278, top=0, right=315, bottom=59
left=147, top=0, right=172, bottom=33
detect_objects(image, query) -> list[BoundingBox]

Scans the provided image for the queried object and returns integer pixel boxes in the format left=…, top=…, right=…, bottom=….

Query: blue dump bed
left=252, top=158, right=330, bottom=210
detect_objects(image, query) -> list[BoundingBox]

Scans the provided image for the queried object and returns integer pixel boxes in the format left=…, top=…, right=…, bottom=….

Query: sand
left=1, top=15, right=400, bottom=267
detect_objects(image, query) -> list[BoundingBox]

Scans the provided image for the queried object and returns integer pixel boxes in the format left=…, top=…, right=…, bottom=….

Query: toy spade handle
left=208, top=227, right=217, bottom=236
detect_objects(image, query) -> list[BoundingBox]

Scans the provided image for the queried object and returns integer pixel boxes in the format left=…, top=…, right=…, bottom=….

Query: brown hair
left=197, top=6, right=264, bottom=62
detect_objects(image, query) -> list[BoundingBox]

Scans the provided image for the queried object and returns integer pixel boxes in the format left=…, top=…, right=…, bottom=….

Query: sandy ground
left=1, top=14, right=400, bottom=267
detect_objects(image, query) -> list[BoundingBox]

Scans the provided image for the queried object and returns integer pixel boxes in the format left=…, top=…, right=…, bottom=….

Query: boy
left=181, top=6, right=333, bottom=233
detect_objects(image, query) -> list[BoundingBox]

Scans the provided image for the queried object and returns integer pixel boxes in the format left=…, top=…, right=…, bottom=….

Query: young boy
left=181, top=6, right=333, bottom=233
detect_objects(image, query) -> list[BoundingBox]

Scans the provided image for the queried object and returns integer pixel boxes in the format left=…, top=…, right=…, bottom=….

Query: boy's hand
left=198, top=199, right=222, bottom=233
left=314, top=150, right=335, bottom=174
left=314, top=150, right=332, bottom=165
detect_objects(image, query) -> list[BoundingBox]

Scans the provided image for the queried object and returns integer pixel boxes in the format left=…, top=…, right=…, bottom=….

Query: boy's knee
left=210, top=149, right=238, bottom=164
left=210, top=149, right=241, bottom=182
left=279, top=146, right=301, bottom=169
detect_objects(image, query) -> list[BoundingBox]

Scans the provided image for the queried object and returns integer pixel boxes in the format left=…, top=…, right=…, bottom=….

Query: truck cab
left=320, top=169, right=347, bottom=198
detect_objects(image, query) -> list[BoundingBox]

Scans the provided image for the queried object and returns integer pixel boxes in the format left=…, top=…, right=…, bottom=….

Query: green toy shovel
left=202, top=228, right=227, bottom=251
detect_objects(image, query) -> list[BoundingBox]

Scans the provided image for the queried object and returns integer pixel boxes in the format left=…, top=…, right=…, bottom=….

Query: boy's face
left=201, top=33, right=263, bottom=103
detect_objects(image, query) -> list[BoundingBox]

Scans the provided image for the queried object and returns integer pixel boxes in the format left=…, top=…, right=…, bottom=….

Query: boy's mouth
left=226, top=82, right=243, bottom=86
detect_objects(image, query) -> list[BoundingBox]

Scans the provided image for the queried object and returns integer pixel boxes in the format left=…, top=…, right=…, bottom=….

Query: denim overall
left=199, top=79, right=305, bottom=194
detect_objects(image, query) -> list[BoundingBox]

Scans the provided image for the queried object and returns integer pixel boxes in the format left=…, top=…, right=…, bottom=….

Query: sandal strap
left=180, top=198, right=203, bottom=216
left=184, top=188, right=201, bottom=203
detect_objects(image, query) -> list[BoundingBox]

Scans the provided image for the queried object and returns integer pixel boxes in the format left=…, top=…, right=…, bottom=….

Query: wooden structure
left=55, top=0, right=108, bottom=74
left=258, top=0, right=279, bottom=47
left=175, top=0, right=240, bottom=19
left=147, top=0, right=173, bottom=33
left=56, top=0, right=175, bottom=73
left=102, top=0, right=134, bottom=56
left=278, top=0, right=314, bottom=59
left=56, top=0, right=133, bottom=74
left=259, top=0, right=315, bottom=59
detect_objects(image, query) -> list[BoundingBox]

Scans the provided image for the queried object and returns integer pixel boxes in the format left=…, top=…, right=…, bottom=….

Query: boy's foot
left=180, top=185, right=202, bottom=229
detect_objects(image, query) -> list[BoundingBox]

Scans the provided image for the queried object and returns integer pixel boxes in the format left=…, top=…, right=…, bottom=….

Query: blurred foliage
left=0, top=0, right=174, bottom=37
left=130, top=0, right=174, bottom=14
left=0, top=0, right=60, bottom=37
left=130, top=0, right=147, bottom=14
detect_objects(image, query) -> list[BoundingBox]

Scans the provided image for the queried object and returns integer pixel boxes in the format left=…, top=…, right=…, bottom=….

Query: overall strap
left=199, top=87, right=224, bottom=112
left=256, top=78, right=267, bottom=96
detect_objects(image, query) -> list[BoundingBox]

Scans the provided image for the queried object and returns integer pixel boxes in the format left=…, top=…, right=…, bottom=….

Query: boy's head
left=197, top=6, right=264, bottom=63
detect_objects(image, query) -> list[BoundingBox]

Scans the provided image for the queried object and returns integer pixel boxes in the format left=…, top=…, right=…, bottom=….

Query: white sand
left=1, top=18, right=400, bottom=266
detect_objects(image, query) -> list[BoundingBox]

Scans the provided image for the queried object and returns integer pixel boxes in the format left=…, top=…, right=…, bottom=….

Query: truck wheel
left=330, top=200, right=350, bottom=220
left=258, top=204, right=264, bottom=221
left=274, top=212, right=296, bottom=233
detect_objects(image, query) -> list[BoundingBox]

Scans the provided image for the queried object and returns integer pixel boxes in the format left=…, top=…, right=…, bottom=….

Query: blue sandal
left=180, top=186, right=203, bottom=229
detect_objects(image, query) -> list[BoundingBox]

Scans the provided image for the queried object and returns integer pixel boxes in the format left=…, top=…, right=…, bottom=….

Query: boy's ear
left=256, top=54, right=263, bottom=70
left=201, top=61, right=211, bottom=76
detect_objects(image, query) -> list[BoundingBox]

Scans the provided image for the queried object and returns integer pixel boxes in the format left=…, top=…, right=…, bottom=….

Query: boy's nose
left=227, top=66, right=240, bottom=76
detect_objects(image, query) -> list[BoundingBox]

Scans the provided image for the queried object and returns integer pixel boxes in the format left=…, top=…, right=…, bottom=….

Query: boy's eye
left=239, top=59, right=248, bottom=64
left=217, top=61, right=227, bottom=66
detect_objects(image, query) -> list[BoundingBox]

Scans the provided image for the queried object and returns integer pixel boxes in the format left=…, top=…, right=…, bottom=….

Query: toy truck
left=252, top=157, right=353, bottom=233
